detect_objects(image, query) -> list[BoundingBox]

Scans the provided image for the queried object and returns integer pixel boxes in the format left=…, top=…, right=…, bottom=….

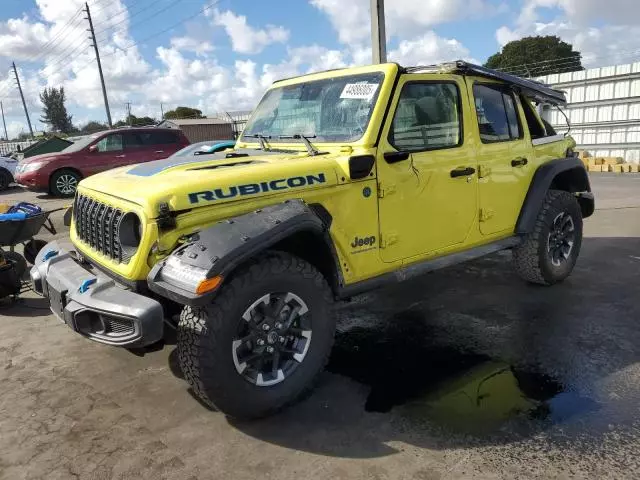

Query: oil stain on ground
left=327, top=309, right=598, bottom=436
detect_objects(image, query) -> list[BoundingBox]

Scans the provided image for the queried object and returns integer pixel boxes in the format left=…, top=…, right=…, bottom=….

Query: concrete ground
left=1, top=175, right=639, bottom=479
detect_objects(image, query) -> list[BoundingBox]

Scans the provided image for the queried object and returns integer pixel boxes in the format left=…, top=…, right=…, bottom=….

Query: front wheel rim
left=547, top=212, right=575, bottom=267
left=56, top=174, right=77, bottom=194
left=232, top=292, right=312, bottom=387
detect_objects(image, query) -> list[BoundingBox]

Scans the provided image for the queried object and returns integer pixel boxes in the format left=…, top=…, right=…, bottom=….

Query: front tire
left=513, top=189, right=583, bottom=285
left=177, top=252, right=335, bottom=419
left=0, top=168, right=12, bottom=191
left=50, top=169, right=81, bottom=197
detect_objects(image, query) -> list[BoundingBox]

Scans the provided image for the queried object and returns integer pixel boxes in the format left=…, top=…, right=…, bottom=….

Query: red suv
left=15, top=127, right=190, bottom=197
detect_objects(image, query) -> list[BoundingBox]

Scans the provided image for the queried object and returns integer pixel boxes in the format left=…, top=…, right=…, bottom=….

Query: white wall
left=538, top=62, right=640, bottom=163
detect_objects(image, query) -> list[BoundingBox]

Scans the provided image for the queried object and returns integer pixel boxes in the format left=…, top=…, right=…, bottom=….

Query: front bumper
left=15, top=171, right=48, bottom=191
left=30, top=240, right=164, bottom=347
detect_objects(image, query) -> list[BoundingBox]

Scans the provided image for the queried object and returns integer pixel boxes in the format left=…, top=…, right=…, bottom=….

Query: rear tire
left=513, top=189, right=583, bottom=285
left=24, top=239, right=48, bottom=265
left=177, top=252, right=335, bottom=419
left=50, top=169, right=81, bottom=197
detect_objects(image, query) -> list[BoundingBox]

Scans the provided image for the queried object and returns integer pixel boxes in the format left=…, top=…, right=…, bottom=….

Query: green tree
left=39, top=86, right=74, bottom=133
left=114, top=114, right=157, bottom=127
left=77, top=121, right=109, bottom=134
left=163, top=106, right=205, bottom=120
left=485, top=36, right=582, bottom=77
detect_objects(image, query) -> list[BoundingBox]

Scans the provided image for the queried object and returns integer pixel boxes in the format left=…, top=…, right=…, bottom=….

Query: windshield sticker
left=340, top=83, right=379, bottom=100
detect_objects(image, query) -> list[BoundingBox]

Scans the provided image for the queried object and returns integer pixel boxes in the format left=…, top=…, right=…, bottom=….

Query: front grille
left=74, top=194, right=129, bottom=264
left=103, top=316, right=135, bottom=336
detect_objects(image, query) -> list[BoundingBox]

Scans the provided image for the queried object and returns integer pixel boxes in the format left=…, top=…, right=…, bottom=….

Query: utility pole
left=86, top=2, right=112, bottom=128
left=370, top=0, right=387, bottom=64
left=0, top=102, right=8, bottom=141
left=12, top=62, right=34, bottom=137
left=125, top=102, right=132, bottom=125
left=160, top=103, right=164, bottom=120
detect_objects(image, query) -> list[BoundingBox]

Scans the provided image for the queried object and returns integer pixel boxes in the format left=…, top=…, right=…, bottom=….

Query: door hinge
left=377, top=183, right=396, bottom=198
left=479, top=208, right=495, bottom=222
left=380, top=233, right=398, bottom=248
left=478, top=165, right=491, bottom=178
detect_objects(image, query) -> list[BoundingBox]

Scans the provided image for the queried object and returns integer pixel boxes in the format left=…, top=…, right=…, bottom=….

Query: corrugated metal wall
left=180, top=123, right=234, bottom=143
left=538, top=62, right=640, bottom=163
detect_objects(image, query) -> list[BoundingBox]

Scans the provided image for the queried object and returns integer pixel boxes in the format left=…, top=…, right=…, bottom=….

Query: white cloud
left=389, top=31, right=475, bottom=66
left=170, top=36, right=214, bottom=56
left=311, top=0, right=505, bottom=44
left=211, top=8, right=289, bottom=54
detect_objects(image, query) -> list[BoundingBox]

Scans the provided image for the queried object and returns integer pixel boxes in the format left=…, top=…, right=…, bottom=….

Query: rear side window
left=520, top=96, right=547, bottom=139
left=473, top=84, right=522, bottom=143
left=389, top=82, right=461, bottom=151
left=144, top=131, right=179, bottom=145
left=123, top=133, right=144, bottom=149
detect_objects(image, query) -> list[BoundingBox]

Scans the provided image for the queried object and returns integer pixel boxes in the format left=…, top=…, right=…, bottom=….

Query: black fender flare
left=147, top=200, right=337, bottom=306
left=516, top=157, right=594, bottom=234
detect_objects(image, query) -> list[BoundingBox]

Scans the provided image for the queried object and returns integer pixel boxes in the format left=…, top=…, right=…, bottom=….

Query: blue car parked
left=171, top=140, right=236, bottom=158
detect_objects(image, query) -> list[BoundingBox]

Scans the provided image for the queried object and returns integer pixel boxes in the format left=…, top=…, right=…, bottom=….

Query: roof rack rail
left=406, top=60, right=567, bottom=106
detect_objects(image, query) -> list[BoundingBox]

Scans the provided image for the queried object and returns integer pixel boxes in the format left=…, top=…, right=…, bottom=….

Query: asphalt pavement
left=1, top=175, right=639, bottom=479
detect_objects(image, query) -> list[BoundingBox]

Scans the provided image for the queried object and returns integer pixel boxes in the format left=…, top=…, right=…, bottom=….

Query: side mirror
left=88, top=145, right=98, bottom=153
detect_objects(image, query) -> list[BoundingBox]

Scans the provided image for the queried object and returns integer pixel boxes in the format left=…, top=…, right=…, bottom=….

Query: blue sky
left=0, top=0, right=638, bottom=138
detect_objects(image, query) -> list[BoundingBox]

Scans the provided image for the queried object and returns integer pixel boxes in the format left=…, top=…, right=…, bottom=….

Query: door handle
left=115, top=154, right=126, bottom=158
left=155, top=150, right=164, bottom=154
left=450, top=167, right=476, bottom=178
left=511, top=157, right=528, bottom=167
left=384, top=151, right=410, bottom=164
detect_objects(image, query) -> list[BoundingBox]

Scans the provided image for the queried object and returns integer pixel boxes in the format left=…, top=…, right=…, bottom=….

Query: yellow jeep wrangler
left=31, top=61, right=594, bottom=419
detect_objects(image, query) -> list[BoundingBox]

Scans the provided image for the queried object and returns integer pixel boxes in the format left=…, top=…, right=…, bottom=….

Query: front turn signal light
left=196, top=275, right=223, bottom=295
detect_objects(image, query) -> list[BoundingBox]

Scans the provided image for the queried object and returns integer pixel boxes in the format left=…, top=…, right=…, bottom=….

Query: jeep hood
left=78, top=148, right=344, bottom=216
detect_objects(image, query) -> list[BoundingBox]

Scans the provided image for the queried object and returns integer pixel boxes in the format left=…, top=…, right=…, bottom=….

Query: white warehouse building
left=537, top=62, right=640, bottom=164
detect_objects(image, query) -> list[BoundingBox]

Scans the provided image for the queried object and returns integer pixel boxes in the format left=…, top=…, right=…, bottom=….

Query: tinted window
left=389, top=82, right=461, bottom=151
left=95, top=134, right=123, bottom=152
left=520, top=96, right=547, bottom=139
left=473, top=84, right=521, bottom=143
left=123, top=133, right=144, bottom=149
left=147, top=131, right=179, bottom=144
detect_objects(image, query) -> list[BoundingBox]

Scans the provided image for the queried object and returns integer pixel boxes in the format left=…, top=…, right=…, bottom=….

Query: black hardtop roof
left=405, top=60, right=566, bottom=105
left=273, top=60, right=566, bottom=106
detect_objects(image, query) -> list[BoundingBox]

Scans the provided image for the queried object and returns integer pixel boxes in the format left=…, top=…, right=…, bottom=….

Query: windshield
left=62, top=134, right=100, bottom=153
left=242, top=72, right=385, bottom=143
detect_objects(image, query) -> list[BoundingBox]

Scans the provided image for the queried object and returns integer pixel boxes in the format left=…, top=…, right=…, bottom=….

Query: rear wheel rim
left=232, top=292, right=312, bottom=387
left=56, top=174, right=77, bottom=195
left=547, top=212, right=575, bottom=267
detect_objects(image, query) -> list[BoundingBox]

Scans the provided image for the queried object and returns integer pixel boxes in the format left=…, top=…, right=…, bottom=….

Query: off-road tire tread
left=177, top=251, right=334, bottom=418
left=513, top=189, right=580, bottom=285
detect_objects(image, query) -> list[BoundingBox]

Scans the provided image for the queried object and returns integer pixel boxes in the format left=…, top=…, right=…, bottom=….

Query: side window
left=123, top=133, right=144, bottom=149
left=145, top=131, right=179, bottom=145
left=389, top=82, right=461, bottom=151
left=473, top=84, right=522, bottom=143
left=95, top=134, right=123, bottom=152
left=520, top=96, right=547, bottom=139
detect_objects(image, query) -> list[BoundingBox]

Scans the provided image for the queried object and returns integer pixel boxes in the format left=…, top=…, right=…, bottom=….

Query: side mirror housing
left=88, top=145, right=98, bottom=153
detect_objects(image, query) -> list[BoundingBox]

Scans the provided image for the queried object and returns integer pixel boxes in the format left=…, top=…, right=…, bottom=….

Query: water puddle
left=327, top=316, right=598, bottom=435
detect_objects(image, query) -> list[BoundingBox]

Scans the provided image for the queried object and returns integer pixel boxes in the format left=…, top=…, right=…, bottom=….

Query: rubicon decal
left=188, top=173, right=327, bottom=204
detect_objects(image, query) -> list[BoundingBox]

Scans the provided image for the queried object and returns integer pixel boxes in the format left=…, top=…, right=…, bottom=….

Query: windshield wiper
left=243, top=134, right=272, bottom=151
left=278, top=134, right=324, bottom=156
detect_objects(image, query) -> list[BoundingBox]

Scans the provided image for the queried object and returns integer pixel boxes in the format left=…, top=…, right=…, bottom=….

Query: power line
left=93, top=0, right=160, bottom=36
left=95, top=0, right=185, bottom=42
left=99, top=0, right=220, bottom=59
left=24, top=7, right=85, bottom=63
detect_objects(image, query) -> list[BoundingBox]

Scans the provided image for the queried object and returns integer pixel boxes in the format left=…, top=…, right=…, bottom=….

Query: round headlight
left=118, top=212, right=142, bottom=256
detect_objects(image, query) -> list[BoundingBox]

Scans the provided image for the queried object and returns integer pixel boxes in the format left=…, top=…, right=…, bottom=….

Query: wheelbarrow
left=0, top=207, right=66, bottom=279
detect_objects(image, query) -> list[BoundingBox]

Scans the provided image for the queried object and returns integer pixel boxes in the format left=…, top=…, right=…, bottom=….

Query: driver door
left=376, top=74, right=478, bottom=263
